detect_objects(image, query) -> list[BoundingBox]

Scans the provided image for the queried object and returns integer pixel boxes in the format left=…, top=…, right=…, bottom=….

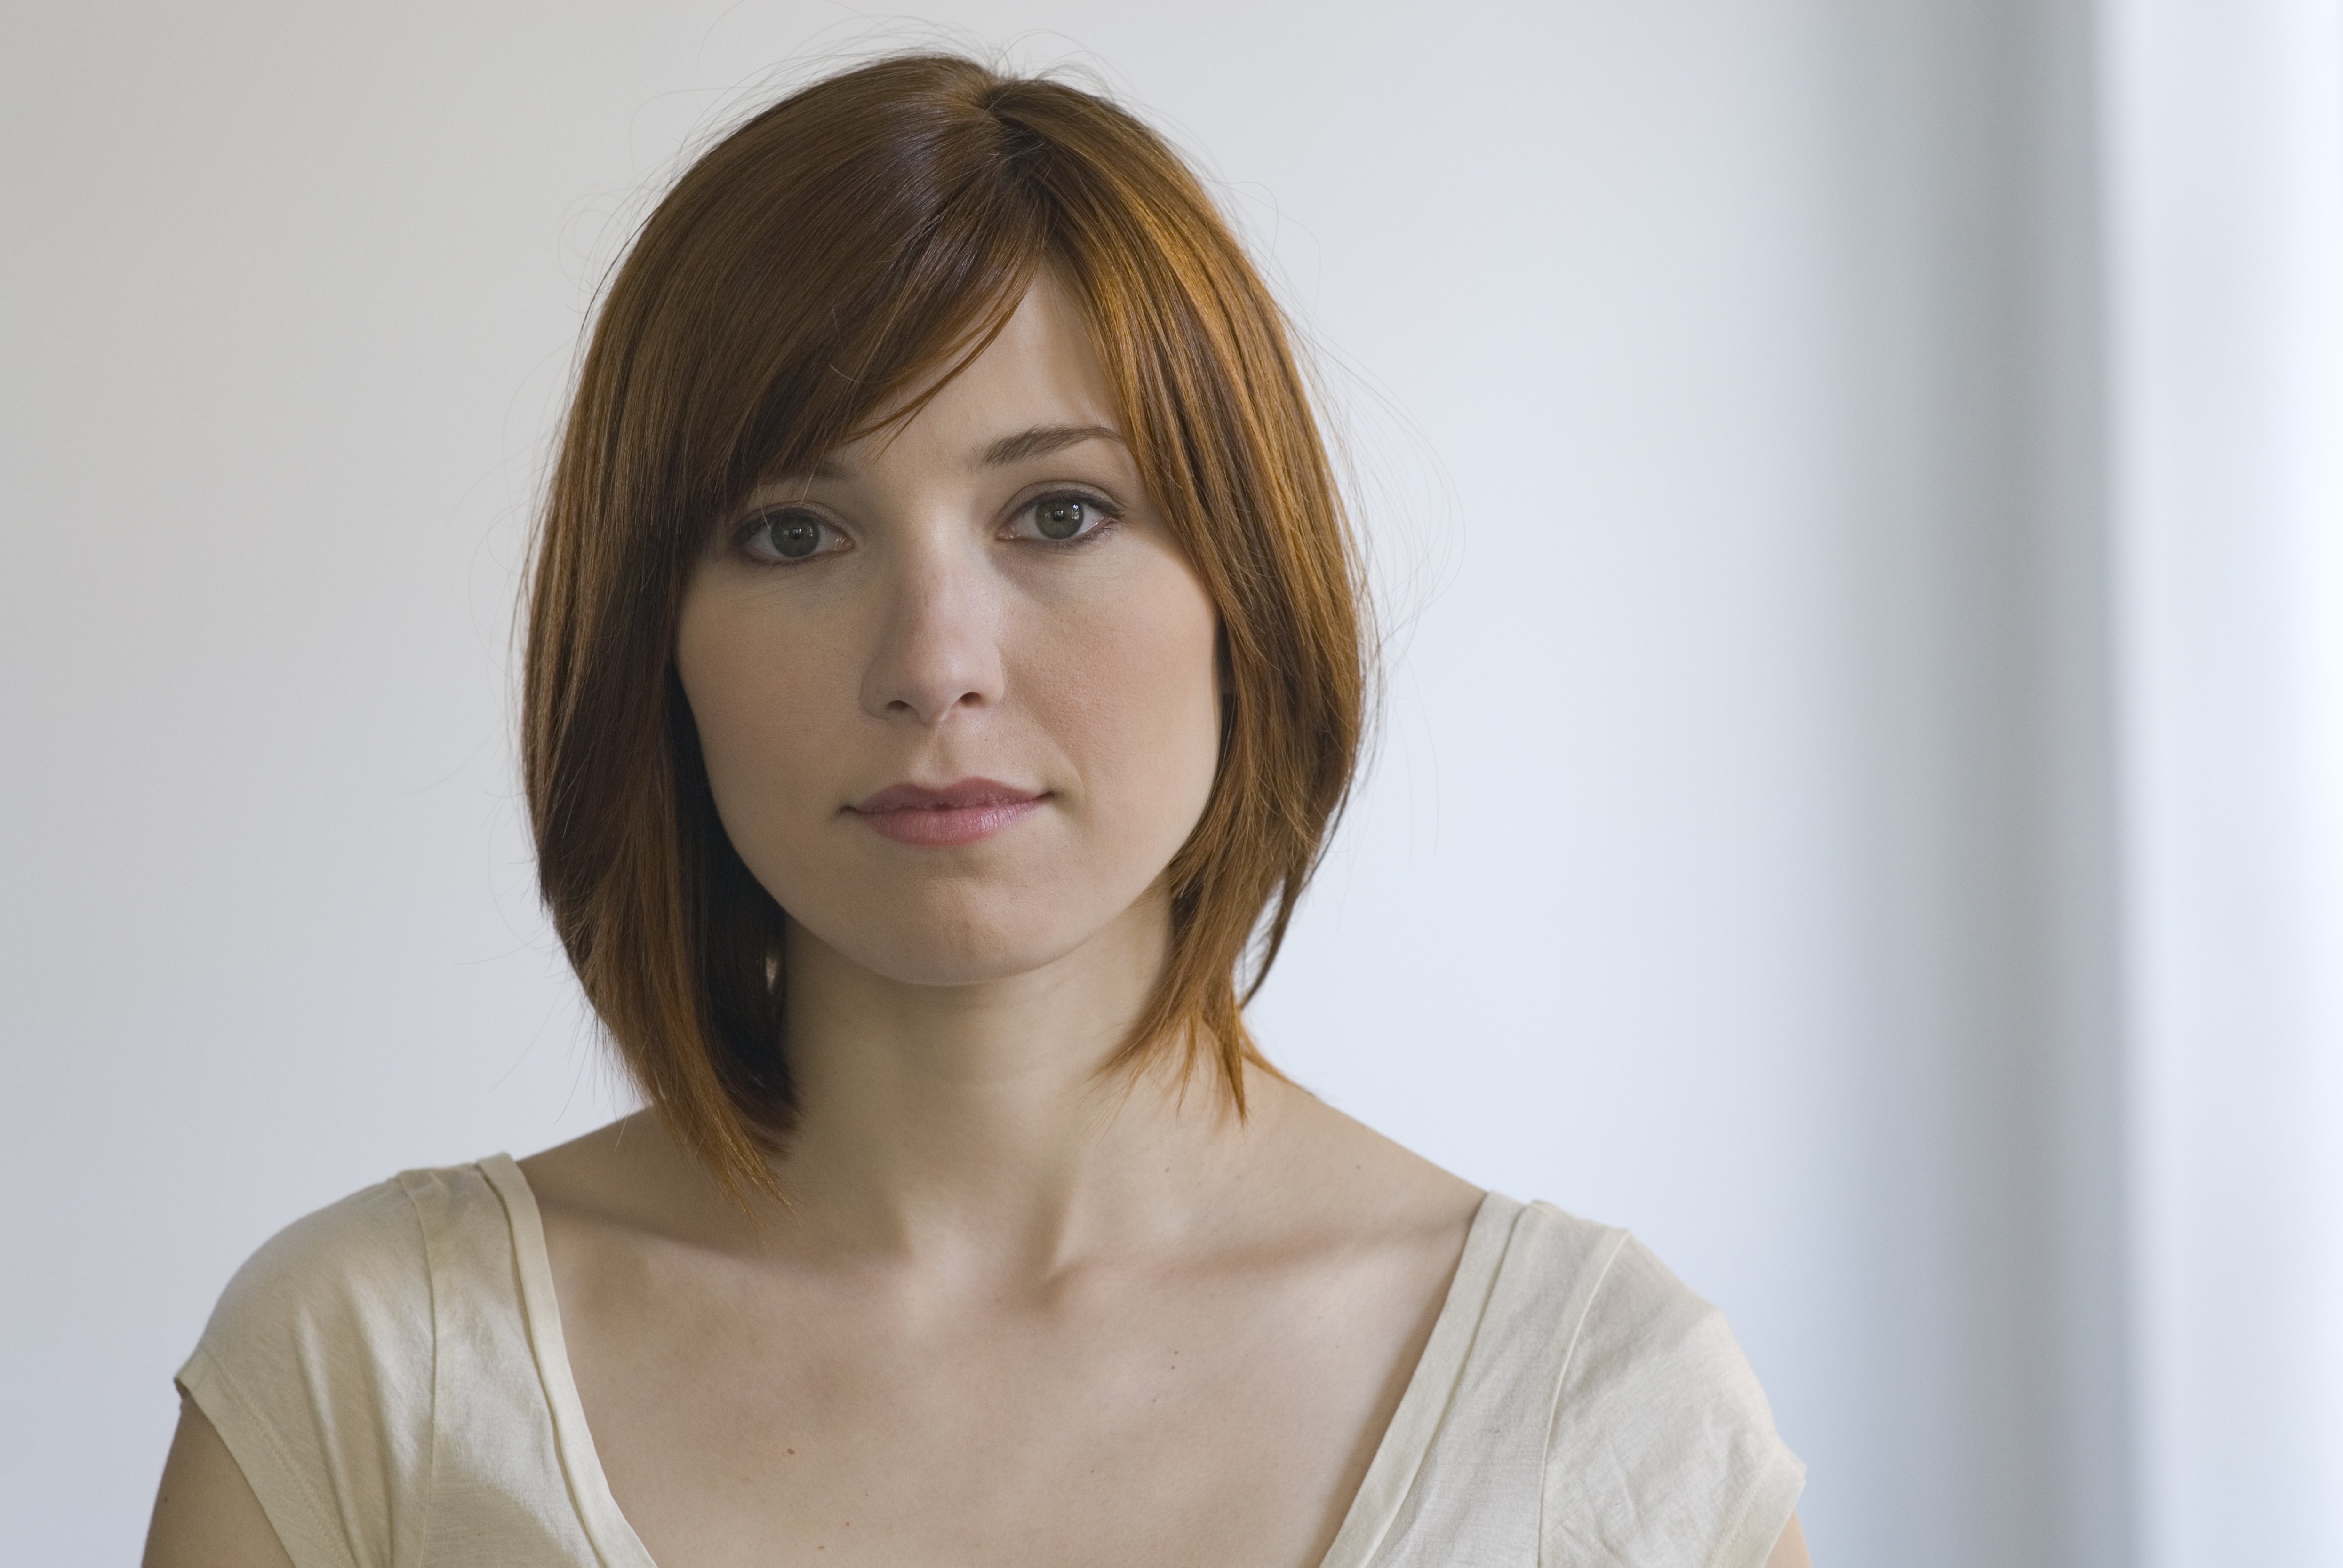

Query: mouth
left=846, top=777, right=1048, bottom=847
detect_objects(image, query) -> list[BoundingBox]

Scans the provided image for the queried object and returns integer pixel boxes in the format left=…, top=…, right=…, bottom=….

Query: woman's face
left=675, top=276, right=1223, bottom=990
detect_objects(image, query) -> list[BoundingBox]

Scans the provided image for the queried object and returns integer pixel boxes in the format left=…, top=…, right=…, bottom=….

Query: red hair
left=526, top=55, right=1367, bottom=1198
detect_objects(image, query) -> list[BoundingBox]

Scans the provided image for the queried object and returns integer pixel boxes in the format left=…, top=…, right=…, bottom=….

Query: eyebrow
left=778, top=422, right=1125, bottom=487
left=978, top=423, right=1125, bottom=468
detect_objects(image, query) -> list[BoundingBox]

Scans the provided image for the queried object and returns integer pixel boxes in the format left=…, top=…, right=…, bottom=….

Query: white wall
left=2104, top=3, right=2343, bottom=1563
left=3, top=3, right=2331, bottom=1564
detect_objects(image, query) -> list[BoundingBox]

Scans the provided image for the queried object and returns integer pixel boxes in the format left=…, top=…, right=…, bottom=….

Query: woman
left=145, top=54, right=1808, bottom=1568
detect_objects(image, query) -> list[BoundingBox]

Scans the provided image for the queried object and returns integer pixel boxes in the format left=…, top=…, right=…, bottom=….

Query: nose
left=858, top=539, right=1005, bottom=727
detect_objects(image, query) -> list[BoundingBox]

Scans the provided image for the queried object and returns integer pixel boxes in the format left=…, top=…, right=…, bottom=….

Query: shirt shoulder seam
left=1532, top=1221, right=1631, bottom=1562
left=392, top=1170, right=448, bottom=1568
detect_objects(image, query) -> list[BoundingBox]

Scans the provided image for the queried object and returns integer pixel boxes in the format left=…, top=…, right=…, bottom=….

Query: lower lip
left=851, top=798, right=1045, bottom=847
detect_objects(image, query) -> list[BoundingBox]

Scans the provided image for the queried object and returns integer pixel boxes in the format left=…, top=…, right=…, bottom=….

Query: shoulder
left=1506, top=1203, right=1806, bottom=1568
left=200, top=1176, right=431, bottom=1330
left=187, top=1164, right=512, bottom=1372
left=175, top=1162, right=516, bottom=1565
left=1247, top=1077, right=1485, bottom=1244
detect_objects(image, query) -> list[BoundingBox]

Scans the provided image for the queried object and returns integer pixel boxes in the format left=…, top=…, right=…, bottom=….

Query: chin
left=785, top=878, right=1143, bottom=991
left=838, top=934, right=1077, bottom=989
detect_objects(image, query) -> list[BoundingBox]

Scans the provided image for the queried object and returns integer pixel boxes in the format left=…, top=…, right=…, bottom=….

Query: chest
left=552, top=1246, right=1436, bottom=1568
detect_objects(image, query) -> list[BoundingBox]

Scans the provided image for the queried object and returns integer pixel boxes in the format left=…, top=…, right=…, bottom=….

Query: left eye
left=1015, top=495, right=1106, bottom=542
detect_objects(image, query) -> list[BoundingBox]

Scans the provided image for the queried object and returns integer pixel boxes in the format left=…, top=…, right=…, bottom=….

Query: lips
left=847, top=777, right=1046, bottom=847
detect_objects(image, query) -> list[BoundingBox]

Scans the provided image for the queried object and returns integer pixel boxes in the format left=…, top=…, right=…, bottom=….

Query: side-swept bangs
left=525, top=54, right=1366, bottom=1198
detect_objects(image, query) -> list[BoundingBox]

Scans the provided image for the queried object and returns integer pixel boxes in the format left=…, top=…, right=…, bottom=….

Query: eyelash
left=731, top=488, right=1124, bottom=564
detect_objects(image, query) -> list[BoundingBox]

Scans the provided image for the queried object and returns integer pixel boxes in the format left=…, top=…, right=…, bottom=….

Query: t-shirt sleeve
left=175, top=1179, right=436, bottom=1568
left=1538, top=1223, right=1804, bottom=1568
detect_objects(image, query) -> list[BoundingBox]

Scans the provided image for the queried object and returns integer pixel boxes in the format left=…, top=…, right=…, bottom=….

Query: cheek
left=673, top=587, right=851, bottom=862
left=1033, top=565, right=1223, bottom=858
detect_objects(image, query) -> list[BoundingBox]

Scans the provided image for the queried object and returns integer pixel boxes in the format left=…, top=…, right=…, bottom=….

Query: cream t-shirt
left=177, top=1158, right=1804, bottom=1568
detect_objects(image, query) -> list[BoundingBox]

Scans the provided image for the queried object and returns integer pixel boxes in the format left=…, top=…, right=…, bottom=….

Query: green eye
left=1033, top=498, right=1086, bottom=540
left=759, top=512, right=826, bottom=558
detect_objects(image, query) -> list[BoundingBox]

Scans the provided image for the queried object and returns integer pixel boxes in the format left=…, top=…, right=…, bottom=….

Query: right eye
left=741, top=508, right=841, bottom=562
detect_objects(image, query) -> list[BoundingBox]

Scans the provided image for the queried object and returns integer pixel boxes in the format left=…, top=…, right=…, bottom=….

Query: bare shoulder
left=515, top=1110, right=659, bottom=1212
left=517, top=1111, right=731, bottom=1241
left=1245, top=1073, right=1483, bottom=1258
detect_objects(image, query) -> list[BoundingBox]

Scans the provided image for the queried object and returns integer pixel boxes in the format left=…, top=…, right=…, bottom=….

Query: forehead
left=808, top=274, right=1124, bottom=479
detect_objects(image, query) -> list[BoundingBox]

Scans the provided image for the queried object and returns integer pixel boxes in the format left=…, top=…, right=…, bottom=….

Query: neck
left=764, top=891, right=1263, bottom=1275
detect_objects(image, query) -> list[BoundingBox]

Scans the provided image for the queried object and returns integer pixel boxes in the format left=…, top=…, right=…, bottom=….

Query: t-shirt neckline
left=480, top=1152, right=1518, bottom=1568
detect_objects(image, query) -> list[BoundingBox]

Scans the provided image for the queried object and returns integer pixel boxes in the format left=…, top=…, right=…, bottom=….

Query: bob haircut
left=525, top=53, right=1367, bottom=1199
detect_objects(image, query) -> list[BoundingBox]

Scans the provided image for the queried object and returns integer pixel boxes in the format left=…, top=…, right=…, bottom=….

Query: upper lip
left=849, top=778, right=1043, bottom=813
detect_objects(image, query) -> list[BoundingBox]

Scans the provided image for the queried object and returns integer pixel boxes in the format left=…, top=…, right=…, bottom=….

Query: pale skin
left=144, top=276, right=1809, bottom=1568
